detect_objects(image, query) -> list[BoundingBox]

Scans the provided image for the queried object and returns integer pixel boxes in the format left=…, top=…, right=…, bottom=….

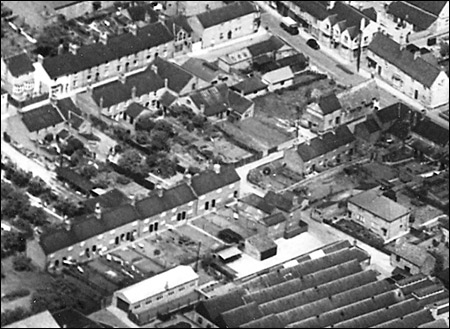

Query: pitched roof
left=355, top=118, right=381, bottom=136
left=411, top=119, right=449, bottom=147
left=21, top=104, right=65, bottom=132
left=375, top=102, right=411, bottom=124
left=55, top=166, right=94, bottom=193
left=337, top=79, right=379, bottom=111
left=4, top=52, right=35, bottom=77
left=362, top=7, right=377, bottom=22
left=84, top=188, right=130, bottom=213
left=196, top=288, right=246, bottom=321
left=247, top=35, right=285, bottom=58
left=43, top=22, right=173, bottom=79
left=231, top=76, right=268, bottom=95
left=116, top=265, right=198, bottom=304
left=262, top=66, right=294, bottom=84
left=191, top=165, right=240, bottom=196
left=228, top=90, right=254, bottom=114
left=51, top=308, right=106, bottom=328
left=318, top=93, right=341, bottom=115
left=135, top=183, right=197, bottom=219
left=405, top=1, right=448, bottom=15
left=297, top=125, right=355, bottom=162
left=189, top=83, right=230, bottom=116
left=264, top=191, right=294, bottom=213
left=56, top=97, right=82, bottom=120
left=92, top=69, right=164, bottom=108
left=241, top=193, right=276, bottom=215
left=262, top=212, right=287, bottom=226
left=393, top=242, right=434, bottom=267
left=181, top=58, right=220, bottom=83
left=196, top=1, right=258, bottom=29
left=217, top=302, right=264, bottom=328
left=439, top=216, right=449, bottom=231
left=151, top=57, right=194, bottom=94
left=276, top=53, right=309, bottom=73
left=39, top=204, right=140, bottom=254
left=368, top=33, right=444, bottom=87
left=165, top=15, right=193, bottom=34
left=125, top=102, right=148, bottom=119
left=290, top=1, right=329, bottom=20
left=4, top=311, right=59, bottom=328
left=375, top=308, right=435, bottom=328
left=159, top=91, right=177, bottom=107
left=349, top=190, right=410, bottom=222
left=387, top=2, right=437, bottom=30
left=126, top=4, right=159, bottom=22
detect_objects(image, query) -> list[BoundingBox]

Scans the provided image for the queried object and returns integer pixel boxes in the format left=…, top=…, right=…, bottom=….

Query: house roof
left=387, top=2, right=437, bottom=31
left=116, top=266, right=198, bottom=304
left=181, top=57, right=221, bottom=83
left=196, top=288, right=246, bottom=321
left=217, top=302, right=264, bottom=328
left=276, top=53, right=309, bottom=73
left=241, top=193, right=275, bottom=215
left=247, top=36, right=286, bottom=58
left=51, top=308, right=106, bottom=328
left=191, top=165, right=240, bottom=196
left=159, top=91, right=177, bottom=107
left=375, top=102, right=411, bottom=124
left=135, top=183, right=197, bottom=219
left=56, top=97, right=82, bottom=120
left=189, top=83, right=230, bottom=116
left=418, top=318, right=449, bottom=328
left=92, top=68, right=164, bottom=108
left=405, top=1, right=448, bottom=15
left=246, top=234, right=277, bottom=252
left=125, top=102, right=148, bottom=119
left=439, top=216, right=449, bottom=231
left=362, top=7, right=377, bottom=22
left=216, top=246, right=242, bottom=261
left=337, top=79, right=379, bottom=111
left=39, top=204, right=140, bottom=255
left=4, top=52, right=35, bottom=78
left=261, top=66, right=294, bottom=84
left=196, top=1, right=258, bottom=29
left=261, top=212, right=287, bottom=226
left=231, top=76, right=268, bottom=95
left=393, top=242, right=434, bottom=267
left=241, top=314, right=284, bottom=328
left=297, top=125, right=356, bottom=162
left=43, top=22, right=173, bottom=79
left=349, top=189, right=410, bottom=222
left=368, top=33, right=443, bottom=87
left=84, top=188, right=130, bottom=213
left=264, top=191, right=294, bottom=213
left=328, top=1, right=371, bottom=30
left=21, top=104, right=65, bottom=132
left=228, top=90, right=254, bottom=115
left=318, top=93, right=341, bottom=115
left=411, top=119, right=449, bottom=147
left=355, top=118, right=381, bottom=136
left=126, top=4, right=159, bottom=23
left=151, top=57, right=194, bottom=94
left=165, top=15, right=193, bottom=34
left=55, top=166, right=94, bottom=193
left=4, top=310, right=59, bottom=328
left=291, top=1, right=329, bottom=21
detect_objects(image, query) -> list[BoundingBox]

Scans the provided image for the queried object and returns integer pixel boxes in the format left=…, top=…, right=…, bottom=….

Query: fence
left=8, top=93, right=49, bottom=108
left=108, top=161, right=155, bottom=190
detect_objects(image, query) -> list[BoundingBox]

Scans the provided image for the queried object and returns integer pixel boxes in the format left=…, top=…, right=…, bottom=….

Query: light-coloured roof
left=262, top=66, right=294, bottom=84
left=349, top=189, right=410, bottom=222
left=115, top=265, right=198, bottom=304
left=4, top=311, right=60, bottom=328
left=216, top=246, right=242, bottom=261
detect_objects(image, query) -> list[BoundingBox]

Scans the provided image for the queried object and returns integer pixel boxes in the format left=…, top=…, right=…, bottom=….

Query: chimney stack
left=184, top=173, right=192, bottom=186
left=64, top=218, right=72, bottom=231
left=95, top=202, right=102, bottom=219
left=156, top=184, right=163, bottom=198
left=68, top=43, right=79, bottom=55
left=164, top=78, right=168, bottom=89
left=99, top=31, right=108, bottom=45
left=360, top=18, right=366, bottom=32
left=131, top=85, right=137, bottom=99
left=200, top=104, right=205, bottom=113
left=129, top=23, right=138, bottom=36
left=413, top=51, right=421, bottom=60
left=328, top=1, right=336, bottom=10
left=119, top=73, right=126, bottom=84
left=37, top=54, right=44, bottom=64
left=213, top=164, right=221, bottom=174
left=99, top=96, right=104, bottom=109
left=151, top=64, right=158, bottom=75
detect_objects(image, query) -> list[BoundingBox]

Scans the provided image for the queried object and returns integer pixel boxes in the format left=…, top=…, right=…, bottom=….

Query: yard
left=248, top=159, right=305, bottom=191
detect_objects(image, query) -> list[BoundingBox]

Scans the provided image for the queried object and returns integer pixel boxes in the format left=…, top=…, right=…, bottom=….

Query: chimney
left=360, top=18, right=366, bottom=32
left=151, top=64, right=158, bottom=75
left=99, top=31, right=108, bottom=45
left=131, top=85, right=137, bottom=99
left=328, top=1, right=336, bottom=10
left=156, top=184, right=163, bottom=198
left=413, top=51, right=421, bottom=60
left=373, top=98, right=380, bottom=111
left=57, top=43, right=64, bottom=55
left=95, top=202, right=102, bottom=219
left=184, top=173, right=192, bottom=185
left=130, top=194, right=136, bottom=206
left=213, top=164, right=221, bottom=174
left=200, top=104, right=205, bottom=113
left=68, top=43, right=79, bottom=55
left=164, top=78, right=168, bottom=89
left=119, top=73, right=126, bottom=84
left=37, top=54, right=44, bottom=64
left=99, top=96, right=104, bottom=109
left=145, top=10, right=151, bottom=23
left=64, top=218, right=72, bottom=231
left=129, top=23, right=138, bottom=36
left=86, top=84, right=93, bottom=96
left=292, top=195, right=300, bottom=208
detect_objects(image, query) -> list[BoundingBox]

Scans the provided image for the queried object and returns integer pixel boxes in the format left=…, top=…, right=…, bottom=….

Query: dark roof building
left=231, top=76, right=268, bottom=96
left=240, top=193, right=276, bottom=215
left=165, top=15, right=194, bottom=34
left=191, top=165, right=240, bottom=196
left=317, top=93, right=342, bottom=115
left=196, top=1, right=258, bottom=29
left=43, top=22, right=173, bottom=79
left=84, top=189, right=130, bottom=213
left=411, top=118, right=449, bottom=147
left=21, top=104, right=65, bottom=133
left=55, top=167, right=94, bottom=194
left=126, top=4, right=159, bottom=23
left=181, top=58, right=221, bottom=83
left=125, top=102, right=148, bottom=120
left=56, top=97, right=82, bottom=119
left=387, top=1, right=446, bottom=31
left=374, top=102, right=411, bottom=126
left=3, top=52, right=35, bottom=77
left=368, top=33, right=443, bottom=87
left=261, top=212, right=287, bottom=227
left=297, top=125, right=356, bottom=162
left=247, top=36, right=285, bottom=58
left=150, top=57, right=194, bottom=94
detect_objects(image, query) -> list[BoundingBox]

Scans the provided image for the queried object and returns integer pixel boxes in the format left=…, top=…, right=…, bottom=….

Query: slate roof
left=411, top=119, right=449, bottom=147
left=151, top=57, right=194, bottom=94
left=196, top=1, right=258, bottom=29
left=246, top=234, right=277, bottom=252
left=43, top=22, right=173, bottom=79
left=4, top=52, right=35, bottom=78
left=191, top=165, right=240, bottom=196
left=291, top=1, right=329, bottom=21
left=217, top=302, right=264, bottom=328
left=231, top=76, right=268, bottom=95
left=355, top=118, right=381, bottom=136
left=368, top=33, right=443, bottom=87
left=439, top=216, right=449, bottom=231
left=247, top=35, right=285, bottom=58
left=262, top=212, right=287, bottom=226
left=264, top=191, right=294, bottom=213
left=55, top=167, right=94, bottom=193
left=318, top=93, right=341, bottom=115
left=165, top=15, right=193, bottom=34
left=337, top=79, right=379, bottom=111
left=56, top=97, right=82, bottom=120
left=135, top=183, right=197, bottom=219
left=228, top=90, right=254, bottom=115
left=349, top=189, right=410, bottom=222
left=241, top=193, right=275, bottom=215
left=3, top=310, right=59, bottom=328
left=21, top=104, right=65, bottom=132
left=84, top=188, right=130, bottom=213
left=125, top=102, right=147, bottom=119
left=328, top=1, right=371, bottom=30
left=196, top=288, right=246, bottom=321
left=297, top=125, right=356, bottom=162
left=362, top=7, right=377, bottom=22
left=406, top=1, right=448, bottom=15
left=39, top=204, right=140, bottom=255
left=181, top=58, right=220, bottom=83
left=92, top=68, right=164, bottom=108
left=393, top=242, right=434, bottom=267
left=159, top=91, right=177, bottom=107
left=387, top=2, right=437, bottom=30
left=190, top=83, right=229, bottom=116
left=374, top=102, right=411, bottom=124
left=126, top=4, right=159, bottom=23
left=51, top=308, right=106, bottom=328
left=277, top=53, right=309, bottom=73
left=375, top=308, right=435, bottom=328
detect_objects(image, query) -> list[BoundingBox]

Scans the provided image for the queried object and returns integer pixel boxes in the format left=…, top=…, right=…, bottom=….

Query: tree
left=1, top=231, right=27, bottom=257
left=192, top=114, right=206, bottom=129
left=12, top=255, right=33, bottom=272
left=136, top=117, right=155, bottom=132
left=62, top=137, right=84, bottom=156
left=439, top=41, right=449, bottom=58
left=155, top=157, right=178, bottom=178
left=1, top=181, right=14, bottom=199
left=153, top=119, right=175, bottom=137
left=117, top=149, right=149, bottom=176
left=27, top=177, right=47, bottom=196
left=21, top=206, right=48, bottom=226
left=135, top=131, right=150, bottom=145
left=150, top=130, right=170, bottom=152
left=34, top=23, right=72, bottom=57
left=9, top=169, right=32, bottom=188
left=145, top=152, right=160, bottom=167
left=1, top=190, right=30, bottom=219
left=44, top=133, right=54, bottom=143
left=79, top=164, right=98, bottom=180
left=54, top=199, right=83, bottom=218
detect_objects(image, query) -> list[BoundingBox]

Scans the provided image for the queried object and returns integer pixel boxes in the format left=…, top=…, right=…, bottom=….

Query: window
left=234, top=191, right=238, bottom=198
left=177, top=213, right=182, bottom=221
left=117, top=65, right=121, bottom=72
left=182, top=211, right=186, bottom=220
left=92, top=245, right=97, bottom=252
left=154, top=222, right=158, bottom=231
left=219, top=32, right=224, bottom=40
left=149, top=224, right=154, bottom=233
left=205, top=201, right=209, bottom=210
left=211, top=199, right=216, bottom=208
left=156, top=295, right=163, bottom=300
left=198, top=317, right=203, bottom=324
left=414, top=90, right=418, bottom=99
left=396, top=255, right=401, bottom=262
left=146, top=299, right=152, bottom=304
left=179, top=287, right=185, bottom=291
left=168, top=291, right=174, bottom=295
left=126, top=232, right=131, bottom=240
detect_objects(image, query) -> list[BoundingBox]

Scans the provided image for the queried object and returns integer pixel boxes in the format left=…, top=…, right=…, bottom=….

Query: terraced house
left=36, top=22, right=174, bottom=98
left=26, top=165, right=240, bottom=270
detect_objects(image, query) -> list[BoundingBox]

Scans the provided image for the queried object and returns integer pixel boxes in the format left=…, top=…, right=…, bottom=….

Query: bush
left=2, top=289, right=31, bottom=302
left=9, top=169, right=32, bottom=188
left=27, top=178, right=47, bottom=196
left=1, top=307, right=31, bottom=327
left=116, top=175, right=131, bottom=185
left=12, top=255, right=33, bottom=272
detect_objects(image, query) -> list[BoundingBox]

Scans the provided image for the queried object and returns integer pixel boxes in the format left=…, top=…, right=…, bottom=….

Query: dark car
left=306, top=38, right=320, bottom=50
left=280, top=22, right=299, bottom=35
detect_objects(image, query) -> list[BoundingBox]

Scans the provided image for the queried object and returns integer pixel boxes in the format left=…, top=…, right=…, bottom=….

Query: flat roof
left=115, top=265, right=198, bottom=304
left=216, top=247, right=242, bottom=261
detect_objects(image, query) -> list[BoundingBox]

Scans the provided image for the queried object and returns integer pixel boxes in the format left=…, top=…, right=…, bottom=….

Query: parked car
left=306, top=38, right=320, bottom=50
left=280, top=16, right=299, bottom=35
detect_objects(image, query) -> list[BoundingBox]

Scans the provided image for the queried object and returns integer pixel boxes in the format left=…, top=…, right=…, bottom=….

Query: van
left=280, top=16, right=299, bottom=35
